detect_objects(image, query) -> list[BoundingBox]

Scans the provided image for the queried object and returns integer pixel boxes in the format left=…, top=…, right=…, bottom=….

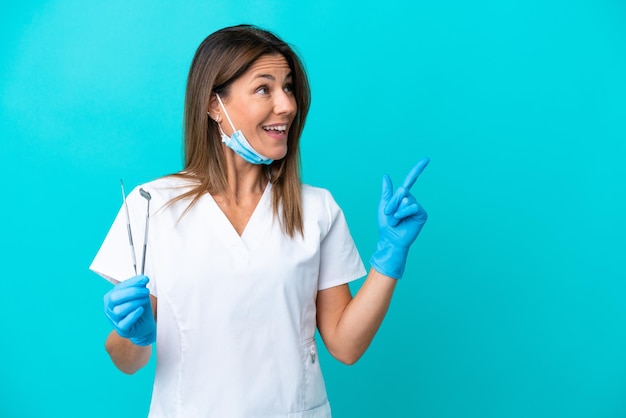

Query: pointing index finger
left=401, top=157, right=430, bottom=191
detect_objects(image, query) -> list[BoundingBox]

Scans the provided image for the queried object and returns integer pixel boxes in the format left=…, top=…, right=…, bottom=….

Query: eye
left=284, top=83, right=294, bottom=94
left=255, top=85, right=269, bottom=95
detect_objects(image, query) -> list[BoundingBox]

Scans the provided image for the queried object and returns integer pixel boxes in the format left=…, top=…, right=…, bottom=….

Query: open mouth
left=263, top=124, right=287, bottom=136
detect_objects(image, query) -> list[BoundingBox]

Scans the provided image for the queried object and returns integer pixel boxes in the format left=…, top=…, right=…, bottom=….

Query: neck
left=221, top=147, right=268, bottom=202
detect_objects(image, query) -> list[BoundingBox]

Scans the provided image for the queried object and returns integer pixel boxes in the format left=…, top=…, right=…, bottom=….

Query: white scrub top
left=90, top=176, right=366, bottom=418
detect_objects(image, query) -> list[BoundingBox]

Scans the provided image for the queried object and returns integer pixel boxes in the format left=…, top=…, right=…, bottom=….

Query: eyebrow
left=253, top=72, right=293, bottom=82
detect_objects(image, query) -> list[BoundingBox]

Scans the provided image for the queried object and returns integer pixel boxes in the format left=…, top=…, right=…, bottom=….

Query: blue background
left=1, top=1, right=625, bottom=417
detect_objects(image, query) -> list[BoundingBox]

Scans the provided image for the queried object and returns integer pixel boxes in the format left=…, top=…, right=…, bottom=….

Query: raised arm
left=317, top=158, right=429, bottom=364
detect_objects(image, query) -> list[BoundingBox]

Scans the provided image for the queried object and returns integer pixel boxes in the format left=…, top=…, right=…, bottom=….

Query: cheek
left=290, top=99, right=298, bottom=117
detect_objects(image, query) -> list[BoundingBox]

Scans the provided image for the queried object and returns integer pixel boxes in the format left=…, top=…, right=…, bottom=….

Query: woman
left=91, top=24, right=429, bottom=417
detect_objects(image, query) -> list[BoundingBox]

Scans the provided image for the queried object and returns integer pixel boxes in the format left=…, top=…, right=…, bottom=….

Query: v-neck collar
left=205, top=182, right=272, bottom=250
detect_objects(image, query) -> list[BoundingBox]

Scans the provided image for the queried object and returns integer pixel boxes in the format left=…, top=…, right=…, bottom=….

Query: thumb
left=117, top=275, right=149, bottom=290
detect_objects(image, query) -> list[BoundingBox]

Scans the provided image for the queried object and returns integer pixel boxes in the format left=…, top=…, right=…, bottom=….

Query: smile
left=263, top=125, right=287, bottom=135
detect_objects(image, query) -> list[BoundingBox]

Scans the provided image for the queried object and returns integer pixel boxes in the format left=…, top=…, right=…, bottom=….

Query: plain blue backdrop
left=1, top=1, right=625, bottom=417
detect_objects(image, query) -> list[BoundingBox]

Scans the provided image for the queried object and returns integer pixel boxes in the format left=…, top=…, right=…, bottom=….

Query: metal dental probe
left=139, top=188, right=152, bottom=275
left=120, top=179, right=137, bottom=275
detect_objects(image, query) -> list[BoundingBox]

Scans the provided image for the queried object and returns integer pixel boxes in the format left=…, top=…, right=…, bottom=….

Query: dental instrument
left=139, top=188, right=152, bottom=275
left=120, top=179, right=137, bottom=275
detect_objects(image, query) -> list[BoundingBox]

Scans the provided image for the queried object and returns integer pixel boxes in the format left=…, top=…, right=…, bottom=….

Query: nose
left=274, top=90, right=296, bottom=116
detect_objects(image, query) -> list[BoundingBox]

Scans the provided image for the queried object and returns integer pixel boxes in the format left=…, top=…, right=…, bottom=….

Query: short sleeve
left=90, top=186, right=157, bottom=296
left=317, top=190, right=366, bottom=290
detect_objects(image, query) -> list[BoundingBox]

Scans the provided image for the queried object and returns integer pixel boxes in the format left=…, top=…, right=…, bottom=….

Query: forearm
left=105, top=330, right=152, bottom=374
left=326, top=268, right=397, bottom=364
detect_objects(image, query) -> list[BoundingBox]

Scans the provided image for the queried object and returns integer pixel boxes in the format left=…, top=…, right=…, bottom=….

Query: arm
left=103, top=276, right=157, bottom=374
left=316, top=270, right=396, bottom=365
left=105, top=294, right=157, bottom=374
left=317, top=158, right=430, bottom=365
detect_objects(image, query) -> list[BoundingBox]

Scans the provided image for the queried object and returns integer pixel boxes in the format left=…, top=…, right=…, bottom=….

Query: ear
left=208, top=93, right=221, bottom=119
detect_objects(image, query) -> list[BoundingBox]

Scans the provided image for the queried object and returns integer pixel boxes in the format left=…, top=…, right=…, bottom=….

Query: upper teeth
left=264, top=125, right=286, bottom=131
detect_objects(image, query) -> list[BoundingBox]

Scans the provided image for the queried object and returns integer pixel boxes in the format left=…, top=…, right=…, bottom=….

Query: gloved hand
left=104, top=275, right=156, bottom=346
left=370, top=158, right=430, bottom=279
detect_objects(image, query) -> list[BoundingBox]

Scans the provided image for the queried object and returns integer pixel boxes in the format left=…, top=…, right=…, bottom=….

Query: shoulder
left=125, top=174, right=200, bottom=212
left=142, top=174, right=199, bottom=191
left=301, top=184, right=338, bottom=210
left=302, top=184, right=331, bottom=200
left=301, top=184, right=344, bottom=231
left=136, top=175, right=199, bottom=201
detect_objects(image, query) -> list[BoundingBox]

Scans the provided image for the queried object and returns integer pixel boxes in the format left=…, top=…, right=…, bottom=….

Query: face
left=213, top=54, right=297, bottom=161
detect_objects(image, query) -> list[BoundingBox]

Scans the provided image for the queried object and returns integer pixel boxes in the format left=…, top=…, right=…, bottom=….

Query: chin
left=268, top=147, right=288, bottom=161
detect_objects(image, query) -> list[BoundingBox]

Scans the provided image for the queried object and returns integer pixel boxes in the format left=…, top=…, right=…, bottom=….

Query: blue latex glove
left=370, top=158, right=430, bottom=279
left=104, top=275, right=156, bottom=346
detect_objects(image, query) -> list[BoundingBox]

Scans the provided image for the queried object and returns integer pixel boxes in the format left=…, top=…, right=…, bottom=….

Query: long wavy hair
left=172, top=25, right=311, bottom=238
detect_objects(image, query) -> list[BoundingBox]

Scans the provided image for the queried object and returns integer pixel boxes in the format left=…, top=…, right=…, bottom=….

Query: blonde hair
left=171, top=25, right=311, bottom=237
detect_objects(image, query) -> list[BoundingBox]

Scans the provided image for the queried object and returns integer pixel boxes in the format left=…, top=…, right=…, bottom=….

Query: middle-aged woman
left=92, top=24, right=429, bottom=417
